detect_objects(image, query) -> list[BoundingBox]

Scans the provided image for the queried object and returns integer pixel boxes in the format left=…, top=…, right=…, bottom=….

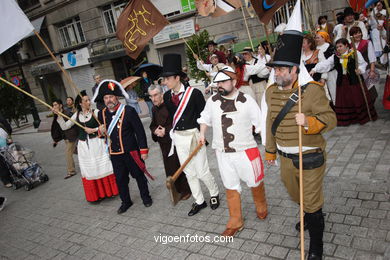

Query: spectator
left=124, top=77, right=142, bottom=114
left=139, top=71, right=153, bottom=117
left=91, top=74, right=105, bottom=110
left=317, top=15, right=334, bottom=42
left=50, top=99, right=79, bottom=179
left=64, top=97, right=76, bottom=115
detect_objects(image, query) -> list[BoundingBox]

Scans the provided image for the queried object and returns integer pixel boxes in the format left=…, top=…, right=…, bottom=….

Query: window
left=57, top=17, right=86, bottom=48
left=102, top=2, right=127, bottom=34
left=273, top=0, right=308, bottom=29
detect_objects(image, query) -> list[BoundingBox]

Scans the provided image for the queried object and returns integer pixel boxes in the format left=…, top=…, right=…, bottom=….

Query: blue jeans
left=146, top=101, right=153, bottom=118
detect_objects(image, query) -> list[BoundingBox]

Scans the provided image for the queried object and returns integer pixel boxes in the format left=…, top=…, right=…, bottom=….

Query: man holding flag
left=263, top=1, right=337, bottom=259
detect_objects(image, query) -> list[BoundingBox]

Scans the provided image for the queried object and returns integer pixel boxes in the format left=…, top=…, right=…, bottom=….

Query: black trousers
left=110, top=152, right=151, bottom=206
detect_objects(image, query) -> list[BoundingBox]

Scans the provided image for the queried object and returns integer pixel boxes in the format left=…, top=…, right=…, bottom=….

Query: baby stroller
left=0, top=143, right=48, bottom=191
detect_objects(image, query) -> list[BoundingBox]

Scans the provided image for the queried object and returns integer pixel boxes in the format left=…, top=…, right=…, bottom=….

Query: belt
left=277, top=148, right=322, bottom=159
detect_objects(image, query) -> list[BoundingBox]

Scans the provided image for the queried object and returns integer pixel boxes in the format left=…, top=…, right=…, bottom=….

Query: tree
left=185, top=30, right=211, bottom=83
left=0, top=80, right=29, bottom=128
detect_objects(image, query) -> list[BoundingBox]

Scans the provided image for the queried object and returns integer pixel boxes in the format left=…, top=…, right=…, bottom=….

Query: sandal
left=64, top=172, right=76, bottom=179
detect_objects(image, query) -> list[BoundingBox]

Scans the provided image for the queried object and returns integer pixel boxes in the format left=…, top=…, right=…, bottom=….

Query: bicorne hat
left=213, top=66, right=237, bottom=82
left=160, top=54, right=184, bottom=78
left=92, top=79, right=129, bottom=103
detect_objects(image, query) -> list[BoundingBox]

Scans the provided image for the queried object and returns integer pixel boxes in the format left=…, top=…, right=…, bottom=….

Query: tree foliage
left=185, top=30, right=210, bottom=83
left=0, top=80, right=29, bottom=127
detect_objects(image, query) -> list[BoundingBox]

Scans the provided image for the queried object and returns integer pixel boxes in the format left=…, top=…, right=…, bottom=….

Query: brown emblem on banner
left=250, top=0, right=289, bottom=24
left=116, top=0, right=169, bottom=59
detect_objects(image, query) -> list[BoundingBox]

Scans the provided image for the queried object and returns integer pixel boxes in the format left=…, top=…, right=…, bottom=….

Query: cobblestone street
left=0, top=83, right=389, bottom=260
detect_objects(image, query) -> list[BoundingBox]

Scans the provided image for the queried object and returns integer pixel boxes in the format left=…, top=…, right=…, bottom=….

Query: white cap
left=213, top=66, right=236, bottom=82
left=285, top=0, right=302, bottom=32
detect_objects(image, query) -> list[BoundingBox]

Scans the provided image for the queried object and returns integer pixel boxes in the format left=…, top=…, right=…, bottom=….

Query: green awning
left=232, top=33, right=278, bottom=53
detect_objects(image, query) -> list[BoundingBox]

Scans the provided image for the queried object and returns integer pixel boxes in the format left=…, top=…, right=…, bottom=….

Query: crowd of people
left=1, top=3, right=389, bottom=260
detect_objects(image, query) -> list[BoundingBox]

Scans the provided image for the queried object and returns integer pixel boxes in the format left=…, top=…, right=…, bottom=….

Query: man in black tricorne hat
left=206, top=40, right=226, bottom=64
left=162, top=53, right=220, bottom=216
left=92, top=79, right=153, bottom=214
left=263, top=2, right=336, bottom=260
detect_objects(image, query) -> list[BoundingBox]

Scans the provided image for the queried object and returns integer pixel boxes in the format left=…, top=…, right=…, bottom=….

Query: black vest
left=334, top=55, right=359, bottom=85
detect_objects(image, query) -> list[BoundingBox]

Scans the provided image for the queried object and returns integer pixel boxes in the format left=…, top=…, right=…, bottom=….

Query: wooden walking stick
left=0, top=77, right=87, bottom=130
left=350, top=38, right=373, bottom=121
left=166, top=143, right=203, bottom=205
left=298, top=83, right=305, bottom=260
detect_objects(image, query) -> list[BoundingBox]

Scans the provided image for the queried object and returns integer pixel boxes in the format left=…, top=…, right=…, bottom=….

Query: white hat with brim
left=213, top=66, right=237, bottom=82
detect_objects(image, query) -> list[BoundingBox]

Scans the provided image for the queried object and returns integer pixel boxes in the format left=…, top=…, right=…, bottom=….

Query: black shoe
left=295, top=220, right=308, bottom=231
left=143, top=199, right=153, bottom=207
left=0, top=197, right=6, bottom=211
left=117, top=202, right=133, bottom=214
left=307, top=252, right=322, bottom=260
left=210, top=195, right=220, bottom=210
left=188, top=201, right=207, bottom=216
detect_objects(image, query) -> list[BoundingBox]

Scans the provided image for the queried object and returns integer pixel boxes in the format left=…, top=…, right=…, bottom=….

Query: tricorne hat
left=266, top=0, right=303, bottom=68
left=160, top=53, right=184, bottom=78
left=92, top=79, right=129, bottom=103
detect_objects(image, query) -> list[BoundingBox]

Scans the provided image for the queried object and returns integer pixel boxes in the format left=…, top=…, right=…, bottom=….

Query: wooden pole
left=298, top=83, right=305, bottom=260
left=167, top=21, right=197, bottom=56
left=241, top=7, right=255, bottom=51
left=0, top=77, right=87, bottom=130
left=33, top=30, right=82, bottom=98
left=350, top=38, right=373, bottom=121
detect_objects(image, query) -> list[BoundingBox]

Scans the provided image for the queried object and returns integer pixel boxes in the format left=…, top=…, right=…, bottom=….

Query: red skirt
left=383, top=75, right=390, bottom=110
left=335, top=75, right=378, bottom=126
left=81, top=174, right=119, bottom=202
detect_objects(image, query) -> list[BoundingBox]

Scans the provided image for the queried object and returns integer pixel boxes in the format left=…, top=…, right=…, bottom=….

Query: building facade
left=0, top=0, right=347, bottom=111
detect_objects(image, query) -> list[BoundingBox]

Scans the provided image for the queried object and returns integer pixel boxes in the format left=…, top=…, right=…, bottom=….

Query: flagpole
left=0, top=77, right=87, bottom=130
left=241, top=7, right=255, bottom=51
left=298, top=82, right=305, bottom=260
left=33, top=30, right=82, bottom=98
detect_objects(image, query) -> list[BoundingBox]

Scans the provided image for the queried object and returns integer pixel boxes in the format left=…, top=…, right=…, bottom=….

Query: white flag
left=0, top=0, right=34, bottom=54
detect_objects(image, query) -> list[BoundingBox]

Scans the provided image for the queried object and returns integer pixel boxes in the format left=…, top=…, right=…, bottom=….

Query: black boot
left=306, top=209, right=324, bottom=260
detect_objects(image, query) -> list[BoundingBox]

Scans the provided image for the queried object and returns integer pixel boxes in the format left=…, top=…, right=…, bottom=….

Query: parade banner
left=116, top=0, right=169, bottom=59
left=0, top=0, right=34, bottom=54
left=250, top=0, right=290, bottom=24
left=196, top=0, right=242, bottom=17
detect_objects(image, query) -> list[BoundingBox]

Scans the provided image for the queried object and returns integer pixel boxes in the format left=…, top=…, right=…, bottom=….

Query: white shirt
left=354, top=40, right=376, bottom=64
left=57, top=110, right=99, bottom=130
left=312, top=50, right=367, bottom=75
left=198, top=91, right=261, bottom=152
left=243, top=59, right=270, bottom=81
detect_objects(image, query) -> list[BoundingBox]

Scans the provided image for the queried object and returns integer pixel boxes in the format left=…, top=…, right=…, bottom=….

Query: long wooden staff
left=34, top=30, right=103, bottom=125
left=297, top=82, right=305, bottom=260
left=241, top=7, right=254, bottom=51
left=34, top=31, right=81, bottom=98
left=350, top=38, right=373, bottom=121
left=0, top=77, right=87, bottom=130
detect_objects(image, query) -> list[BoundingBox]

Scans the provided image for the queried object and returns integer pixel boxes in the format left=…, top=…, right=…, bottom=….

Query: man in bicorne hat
left=92, top=80, right=153, bottom=214
left=198, top=66, right=267, bottom=237
left=264, top=1, right=336, bottom=259
left=162, top=53, right=220, bottom=216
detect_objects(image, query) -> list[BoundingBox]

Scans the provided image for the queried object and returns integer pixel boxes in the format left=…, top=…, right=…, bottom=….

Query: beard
left=275, top=74, right=293, bottom=87
left=218, top=87, right=233, bottom=96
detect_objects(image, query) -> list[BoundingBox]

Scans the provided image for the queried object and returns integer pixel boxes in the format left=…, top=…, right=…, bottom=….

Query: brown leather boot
left=222, top=189, right=244, bottom=237
left=251, top=182, right=268, bottom=219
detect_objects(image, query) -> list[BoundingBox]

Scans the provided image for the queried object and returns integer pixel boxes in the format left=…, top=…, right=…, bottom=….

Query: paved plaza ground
left=0, top=82, right=389, bottom=260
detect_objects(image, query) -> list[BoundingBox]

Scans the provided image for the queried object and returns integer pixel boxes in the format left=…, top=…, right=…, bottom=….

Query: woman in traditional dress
left=302, top=34, right=326, bottom=82
left=55, top=90, right=118, bottom=202
left=349, top=26, right=380, bottom=103
left=310, top=38, right=378, bottom=126
left=315, top=31, right=337, bottom=103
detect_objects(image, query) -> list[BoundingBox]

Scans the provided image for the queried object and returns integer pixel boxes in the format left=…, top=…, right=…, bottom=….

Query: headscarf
left=316, top=31, right=331, bottom=43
